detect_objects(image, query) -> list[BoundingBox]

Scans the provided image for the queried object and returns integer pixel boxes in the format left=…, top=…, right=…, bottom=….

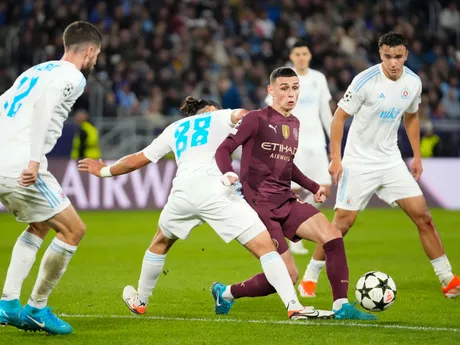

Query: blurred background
left=0, top=0, right=459, bottom=160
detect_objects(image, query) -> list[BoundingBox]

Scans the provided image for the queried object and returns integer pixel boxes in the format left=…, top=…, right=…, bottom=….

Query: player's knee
left=72, top=221, right=86, bottom=242
left=415, top=210, right=434, bottom=231
left=333, top=211, right=355, bottom=234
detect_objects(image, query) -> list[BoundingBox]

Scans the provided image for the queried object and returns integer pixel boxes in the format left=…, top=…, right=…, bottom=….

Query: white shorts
left=0, top=171, right=70, bottom=223
left=159, top=170, right=266, bottom=245
left=335, top=162, right=423, bottom=211
left=291, top=147, right=331, bottom=190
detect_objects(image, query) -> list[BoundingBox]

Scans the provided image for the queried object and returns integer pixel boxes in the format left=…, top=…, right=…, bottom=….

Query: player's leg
left=19, top=203, right=85, bottom=334
left=300, top=165, right=376, bottom=297
left=0, top=223, right=49, bottom=328
left=123, top=226, right=177, bottom=314
left=123, top=190, right=198, bottom=314
left=377, top=162, right=459, bottom=298
left=299, top=209, right=359, bottom=297
left=0, top=173, right=80, bottom=333
left=204, top=192, right=333, bottom=319
left=292, top=209, right=375, bottom=320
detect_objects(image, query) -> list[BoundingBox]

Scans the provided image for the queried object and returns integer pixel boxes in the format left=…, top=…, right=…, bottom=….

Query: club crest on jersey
left=401, top=87, right=410, bottom=99
left=293, top=128, right=298, bottom=140
left=282, top=125, right=290, bottom=139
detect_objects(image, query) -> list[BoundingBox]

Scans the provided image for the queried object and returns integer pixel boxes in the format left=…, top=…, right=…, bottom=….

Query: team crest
left=293, top=128, right=298, bottom=140
left=282, top=125, right=290, bottom=139
left=401, top=87, right=410, bottom=99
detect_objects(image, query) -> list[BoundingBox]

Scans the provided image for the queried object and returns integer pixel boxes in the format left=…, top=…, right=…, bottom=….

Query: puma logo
left=268, top=124, right=277, bottom=133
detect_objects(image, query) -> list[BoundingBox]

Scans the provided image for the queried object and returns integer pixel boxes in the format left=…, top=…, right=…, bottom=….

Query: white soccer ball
left=355, top=271, right=397, bottom=312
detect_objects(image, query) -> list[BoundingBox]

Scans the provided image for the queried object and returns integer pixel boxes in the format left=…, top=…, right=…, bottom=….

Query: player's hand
left=220, top=173, right=239, bottom=186
left=78, top=159, right=106, bottom=177
left=411, top=157, right=423, bottom=181
left=314, top=186, right=327, bottom=203
left=328, top=159, right=343, bottom=185
left=18, top=161, right=40, bottom=187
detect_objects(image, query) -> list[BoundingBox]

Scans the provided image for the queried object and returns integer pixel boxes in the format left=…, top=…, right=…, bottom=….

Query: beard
left=81, top=64, right=94, bottom=78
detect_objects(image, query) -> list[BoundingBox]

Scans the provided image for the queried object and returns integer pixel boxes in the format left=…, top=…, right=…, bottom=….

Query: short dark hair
left=179, top=96, right=222, bottom=116
left=378, top=32, right=409, bottom=49
left=270, top=67, right=298, bottom=83
left=63, top=21, right=102, bottom=50
left=291, top=40, right=309, bottom=51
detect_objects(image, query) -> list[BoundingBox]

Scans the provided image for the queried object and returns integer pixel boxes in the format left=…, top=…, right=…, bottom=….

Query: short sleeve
left=337, top=75, right=367, bottom=116
left=142, top=125, right=173, bottom=163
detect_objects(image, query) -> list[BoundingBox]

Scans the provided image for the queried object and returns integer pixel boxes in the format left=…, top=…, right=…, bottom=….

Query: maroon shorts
left=253, top=198, right=320, bottom=254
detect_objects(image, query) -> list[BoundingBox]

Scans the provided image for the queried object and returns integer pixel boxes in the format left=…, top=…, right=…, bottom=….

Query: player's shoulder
left=350, top=64, right=381, bottom=92
left=246, top=107, right=266, bottom=118
left=403, top=66, right=422, bottom=87
left=47, top=61, right=86, bottom=95
left=309, top=68, right=326, bottom=79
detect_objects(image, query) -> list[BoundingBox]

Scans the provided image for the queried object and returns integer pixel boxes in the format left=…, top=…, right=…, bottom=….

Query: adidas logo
left=377, top=93, right=385, bottom=100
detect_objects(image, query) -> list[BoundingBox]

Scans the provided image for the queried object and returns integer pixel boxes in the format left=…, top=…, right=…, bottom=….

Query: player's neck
left=295, top=67, right=309, bottom=76
left=61, top=53, right=83, bottom=71
left=271, top=105, right=291, bottom=117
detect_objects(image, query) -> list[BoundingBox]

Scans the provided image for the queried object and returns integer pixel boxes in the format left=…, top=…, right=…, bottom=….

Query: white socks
left=303, top=259, right=326, bottom=282
left=332, top=298, right=349, bottom=311
left=260, top=251, right=301, bottom=311
left=431, top=254, right=454, bottom=287
left=2, top=231, right=43, bottom=301
left=137, top=250, right=166, bottom=305
left=28, top=238, right=77, bottom=309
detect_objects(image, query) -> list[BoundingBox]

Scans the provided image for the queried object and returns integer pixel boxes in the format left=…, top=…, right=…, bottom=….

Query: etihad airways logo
left=261, top=142, right=297, bottom=161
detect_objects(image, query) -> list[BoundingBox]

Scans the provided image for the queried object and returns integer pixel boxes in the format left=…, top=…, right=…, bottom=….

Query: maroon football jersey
left=216, top=106, right=319, bottom=208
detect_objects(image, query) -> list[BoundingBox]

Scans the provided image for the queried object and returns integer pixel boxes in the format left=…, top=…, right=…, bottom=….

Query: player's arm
left=329, top=107, right=351, bottom=164
left=292, top=163, right=320, bottom=194
left=78, top=127, right=172, bottom=177
left=329, top=78, right=365, bottom=184
left=19, top=82, right=63, bottom=187
left=230, top=109, right=249, bottom=125
left=215, top=112, right=258, bottom=183
left=404, top=87, right=423, bottom=180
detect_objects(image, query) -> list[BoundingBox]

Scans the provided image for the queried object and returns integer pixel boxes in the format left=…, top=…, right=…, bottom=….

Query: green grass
left=1, top=209, right=459, bottom=344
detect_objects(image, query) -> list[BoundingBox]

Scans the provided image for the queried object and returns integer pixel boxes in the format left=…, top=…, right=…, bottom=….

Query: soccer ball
left=355, top=271, right=397, bottom=312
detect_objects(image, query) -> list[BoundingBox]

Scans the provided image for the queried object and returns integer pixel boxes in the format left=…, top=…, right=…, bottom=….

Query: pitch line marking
left=60, top=313, right=460, bottom=333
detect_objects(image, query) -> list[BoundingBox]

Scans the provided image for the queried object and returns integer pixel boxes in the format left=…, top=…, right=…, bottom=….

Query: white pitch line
left=60, top=314, right=460, bottom=333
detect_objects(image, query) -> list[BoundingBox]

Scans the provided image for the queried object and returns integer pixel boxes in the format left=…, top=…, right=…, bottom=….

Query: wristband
left=100, top=166, right=113, bottom=178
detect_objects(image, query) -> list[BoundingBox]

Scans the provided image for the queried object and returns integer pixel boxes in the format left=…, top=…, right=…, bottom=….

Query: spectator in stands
left=442, top=89, right=460, bottom=119
left=71, top=109, right=101, bottom=160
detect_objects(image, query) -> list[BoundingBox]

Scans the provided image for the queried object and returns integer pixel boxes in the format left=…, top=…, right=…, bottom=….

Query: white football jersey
left=338, top=64, right=422, bottom=169
left=143, top=109, right=235, bottom=177
left=265, top=68, right=332, bottom=150
left=0, top=60, right=85, bottom=178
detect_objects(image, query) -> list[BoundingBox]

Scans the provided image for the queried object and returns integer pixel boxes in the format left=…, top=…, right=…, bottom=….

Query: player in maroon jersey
left=212, top=67, right=375, bottom=320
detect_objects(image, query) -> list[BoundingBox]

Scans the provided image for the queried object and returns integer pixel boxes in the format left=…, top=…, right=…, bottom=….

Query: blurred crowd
left=0, top=1, right=459, bottom=132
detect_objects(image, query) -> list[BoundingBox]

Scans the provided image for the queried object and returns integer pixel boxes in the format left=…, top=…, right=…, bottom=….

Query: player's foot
left=289, top=241, right=309, bottom=255
left=211, top=282, right=234, bottom=315
left=0, top=299, right=24, bottom=329
left=333, top=302, right=377, bottom=320
left=123, top=285, right=147, bottom=315
left=288, top=306, right=334, bottom=320
left=298, top=280, right=317, bottom=297
left=19, top=304, right=73, bottom=334
left=442, top=274, right=460, bottom=299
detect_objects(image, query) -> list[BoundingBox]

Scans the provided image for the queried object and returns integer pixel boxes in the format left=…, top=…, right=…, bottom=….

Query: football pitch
left=1, top=209, right=459, bottom=344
